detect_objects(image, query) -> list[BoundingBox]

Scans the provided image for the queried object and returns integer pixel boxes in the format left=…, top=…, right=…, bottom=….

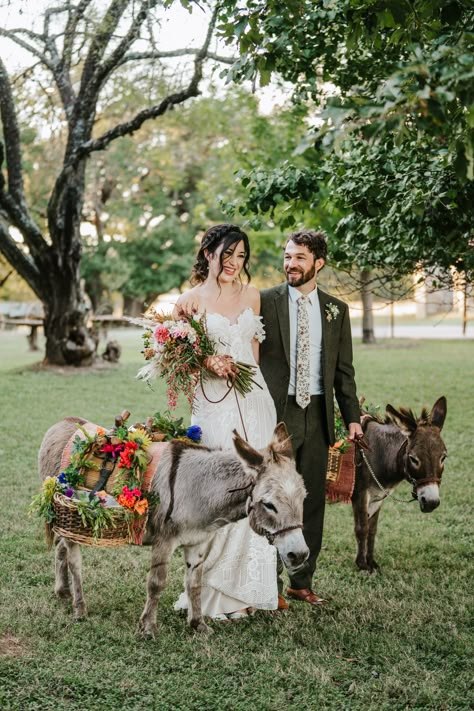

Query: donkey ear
left=386, top=404, right=417, bottom=435
left=430, top=396, right=447, bottom=430
left=232, top=429, right=264, bottom=469
left=269, top=422, right=294, bottom=460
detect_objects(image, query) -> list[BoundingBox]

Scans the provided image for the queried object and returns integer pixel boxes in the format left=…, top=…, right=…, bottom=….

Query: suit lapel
left=274, top=284, right=291, bottom=367
left=317, top=288, right=329, bottom=388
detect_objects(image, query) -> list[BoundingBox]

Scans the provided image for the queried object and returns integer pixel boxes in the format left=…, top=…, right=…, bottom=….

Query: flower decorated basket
left=32, top=410, right=202, bottom=548
left=52, top=491, right=130, bottom=547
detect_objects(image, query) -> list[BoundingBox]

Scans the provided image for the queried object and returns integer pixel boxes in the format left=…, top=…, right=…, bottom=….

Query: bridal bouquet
left=135, top=307, right=260, bottom=408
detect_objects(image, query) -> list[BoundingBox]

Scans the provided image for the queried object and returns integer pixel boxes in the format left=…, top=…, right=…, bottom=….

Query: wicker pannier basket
left=52, top=491, right=130, bottom=547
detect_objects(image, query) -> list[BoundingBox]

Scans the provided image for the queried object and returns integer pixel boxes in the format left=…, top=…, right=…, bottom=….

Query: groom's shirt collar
left=288, top=285, right=317, bottom=305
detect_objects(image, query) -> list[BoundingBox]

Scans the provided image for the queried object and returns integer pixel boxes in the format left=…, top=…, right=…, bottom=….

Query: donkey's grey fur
left=352, top=396, right=447, bottom=572
left=38, top=419, right=308, bottom=633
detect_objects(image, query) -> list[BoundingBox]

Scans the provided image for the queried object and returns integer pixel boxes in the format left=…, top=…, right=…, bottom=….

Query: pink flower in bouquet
left=154, top=325, right=170, bottom=344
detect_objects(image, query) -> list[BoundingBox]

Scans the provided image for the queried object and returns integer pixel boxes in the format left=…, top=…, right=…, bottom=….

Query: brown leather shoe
left=277, top=594, right=289, bottom=611
left=286, top=587, right=326, bottom=606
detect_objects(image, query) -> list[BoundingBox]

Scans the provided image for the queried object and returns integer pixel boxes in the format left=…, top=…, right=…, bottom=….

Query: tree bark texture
left=360, top=268, right=376, bottom=344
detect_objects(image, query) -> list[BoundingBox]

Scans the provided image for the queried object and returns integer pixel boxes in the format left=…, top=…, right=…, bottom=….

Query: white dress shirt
left=288, top=286, right=323, bottom=396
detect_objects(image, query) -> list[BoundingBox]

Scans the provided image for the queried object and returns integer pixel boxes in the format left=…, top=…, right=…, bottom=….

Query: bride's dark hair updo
left=190, top=224, right=251, bottom=286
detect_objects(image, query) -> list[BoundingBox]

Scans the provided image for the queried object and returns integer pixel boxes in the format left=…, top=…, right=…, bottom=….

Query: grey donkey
left=38, top=419, right=308, bottom=633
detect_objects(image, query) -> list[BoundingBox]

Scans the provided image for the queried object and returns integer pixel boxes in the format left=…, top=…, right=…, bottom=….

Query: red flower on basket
left=117, top=485, right=149, bottom=515
left=118, top=441, right=139, bottom=468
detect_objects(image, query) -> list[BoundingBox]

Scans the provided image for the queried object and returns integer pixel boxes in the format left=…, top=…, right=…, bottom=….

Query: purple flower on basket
left=57, top=472, right=68, bottom=485
left=186, top=425, right=202, bottom=442
left=64, top=487, right=75, bottom=498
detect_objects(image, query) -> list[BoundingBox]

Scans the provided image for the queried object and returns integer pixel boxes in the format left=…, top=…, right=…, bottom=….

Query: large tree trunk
left=43, top=167, right=97, bottom=365
left=360, top=268, right=376, bottom=344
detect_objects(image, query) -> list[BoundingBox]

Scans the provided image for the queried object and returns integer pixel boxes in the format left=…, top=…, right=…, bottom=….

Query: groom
left=260, top=229, right=363, bottom=607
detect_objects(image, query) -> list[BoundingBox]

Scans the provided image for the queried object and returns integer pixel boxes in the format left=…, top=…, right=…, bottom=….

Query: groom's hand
left=348, top=422, right=364, bottom=441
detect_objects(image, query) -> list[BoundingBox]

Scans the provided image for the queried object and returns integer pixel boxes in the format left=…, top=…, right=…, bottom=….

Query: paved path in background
left=352, top=324, right=473, bottom=340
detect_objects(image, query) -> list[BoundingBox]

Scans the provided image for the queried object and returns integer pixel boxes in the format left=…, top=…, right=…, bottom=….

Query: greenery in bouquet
left=137, top=307, right=260, bottom=408
left=332, top=408, right=351, bottom=454
left=31, top=424, right=153, bottom=538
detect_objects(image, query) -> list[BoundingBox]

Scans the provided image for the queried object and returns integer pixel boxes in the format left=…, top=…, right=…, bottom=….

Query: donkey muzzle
left=417, top=484, right=441, bottom=513
left=275, top=529, right=309, bottom=570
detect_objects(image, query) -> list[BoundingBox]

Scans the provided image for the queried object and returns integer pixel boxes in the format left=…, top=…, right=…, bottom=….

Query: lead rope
left=199, top=371, right=248, bottom=441
left=358, top=447, right=416, bottom=504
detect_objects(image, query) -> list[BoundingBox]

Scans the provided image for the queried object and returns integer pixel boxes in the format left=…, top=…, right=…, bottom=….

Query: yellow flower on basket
left=127, top=428, right=152, bottom=449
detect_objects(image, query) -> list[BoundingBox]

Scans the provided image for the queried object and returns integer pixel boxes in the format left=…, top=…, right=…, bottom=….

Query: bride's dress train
left=174, top=308, right=278, bottom=616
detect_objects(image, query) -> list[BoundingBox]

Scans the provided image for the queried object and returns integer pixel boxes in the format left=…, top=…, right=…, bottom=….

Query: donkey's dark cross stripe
left=164, top=441, right=185, bottom=523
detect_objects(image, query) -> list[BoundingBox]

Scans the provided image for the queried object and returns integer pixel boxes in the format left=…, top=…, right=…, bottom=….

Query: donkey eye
left=262, top=501, right=278, bottom=513
left=441, top=453, right=447, bottom=463
left=409, top=455, right=420, bottom=467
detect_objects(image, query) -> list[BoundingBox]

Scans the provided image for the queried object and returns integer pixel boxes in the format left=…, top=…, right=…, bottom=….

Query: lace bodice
left=204, top=307, right=265, bottom=364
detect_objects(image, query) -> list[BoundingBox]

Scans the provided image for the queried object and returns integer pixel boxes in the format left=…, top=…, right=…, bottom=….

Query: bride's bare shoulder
left=242, top=284, right=261, bottom=314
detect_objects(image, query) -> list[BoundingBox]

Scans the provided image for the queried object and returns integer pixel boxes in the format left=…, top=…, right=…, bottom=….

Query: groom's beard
left=285, top=263, right=316, bottom=287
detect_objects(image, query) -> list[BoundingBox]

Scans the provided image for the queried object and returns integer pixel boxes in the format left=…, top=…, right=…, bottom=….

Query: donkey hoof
left=191, top=620, right=213, bottom=635
left=138, top=620, right=157, bottom=640
left=73, top=605, right=87, bottom=621
left=55, top=586, right=71, bottom=600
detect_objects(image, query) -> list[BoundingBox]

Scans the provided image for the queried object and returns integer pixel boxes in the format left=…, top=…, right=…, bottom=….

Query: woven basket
left=52, top=491, right=130, bottom=547
left=326, top=446, right=343, bottom=482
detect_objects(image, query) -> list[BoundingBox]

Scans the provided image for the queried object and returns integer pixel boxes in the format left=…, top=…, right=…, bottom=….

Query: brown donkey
left=352, top=396, right=447, bottom=572
left=38, top=420, right=308, bottom=633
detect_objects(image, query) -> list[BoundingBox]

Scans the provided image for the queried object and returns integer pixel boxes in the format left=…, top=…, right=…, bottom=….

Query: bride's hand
left=203, top=355, right=239, bottom=380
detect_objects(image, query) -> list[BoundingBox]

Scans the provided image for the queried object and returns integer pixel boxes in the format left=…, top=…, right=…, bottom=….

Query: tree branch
left=0, top=140, right=47, bottom=260
left=75, top=4, right=219, bottom=159
left=77, top=0, right=130, bottom=105
left=117, top=49, right=237, bottom=66
left=0, top=59, right=26, bottom=205
left=62, top=0, right=95, bottom=71
left=0, top=29, right=55, bottom=72
left=86, top=0, right=160, bottom=104
left=0, top=220, right=45, bottom=299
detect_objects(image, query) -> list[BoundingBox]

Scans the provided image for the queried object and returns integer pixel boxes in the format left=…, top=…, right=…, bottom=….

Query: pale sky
left=0, top=0, right=289, bottom=114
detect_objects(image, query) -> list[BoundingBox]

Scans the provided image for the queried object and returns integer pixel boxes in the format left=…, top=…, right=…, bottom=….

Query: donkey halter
left=399, top=438, right=442, bottom=499
left=357, top=437, right=441, bottom=503
left=228, top=482, right=304, bottom=545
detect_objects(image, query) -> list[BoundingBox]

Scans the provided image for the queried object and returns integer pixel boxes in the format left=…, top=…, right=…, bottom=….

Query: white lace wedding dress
left=175, top=308, right=278, bottom=616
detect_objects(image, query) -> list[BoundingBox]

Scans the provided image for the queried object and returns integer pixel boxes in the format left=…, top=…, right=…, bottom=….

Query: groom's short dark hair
left=286, top=229, right=328, bottom=262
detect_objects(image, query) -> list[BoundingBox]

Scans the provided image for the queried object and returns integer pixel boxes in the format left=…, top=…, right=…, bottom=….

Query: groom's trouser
left=277, top=394, right=329, bottom=592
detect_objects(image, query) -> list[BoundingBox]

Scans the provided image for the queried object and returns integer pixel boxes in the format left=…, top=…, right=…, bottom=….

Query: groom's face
left=284, top=240, right=323, bottom=288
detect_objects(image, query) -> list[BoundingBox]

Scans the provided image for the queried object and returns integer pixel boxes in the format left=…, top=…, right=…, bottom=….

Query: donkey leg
left=352, top=491, right=370, bottom=571
left=367, top=509, right=382, bottom=572
left=64, top=540, right=87, bottom=620
left=139, top=537, right=176, bottom=640
left=54, top=536, right=71, bottom=599
left=183, top=544, right=212, bottom=635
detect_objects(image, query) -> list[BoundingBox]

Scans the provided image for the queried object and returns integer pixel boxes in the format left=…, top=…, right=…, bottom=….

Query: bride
left=173, top=224, right=278, bottom=620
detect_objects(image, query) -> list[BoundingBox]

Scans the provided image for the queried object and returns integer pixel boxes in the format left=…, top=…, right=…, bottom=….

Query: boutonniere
left=325, top=303, right=340, bottom=322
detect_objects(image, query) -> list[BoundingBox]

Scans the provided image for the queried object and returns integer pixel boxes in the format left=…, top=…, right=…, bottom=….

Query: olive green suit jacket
left=260, top=283, right=360, bottom=444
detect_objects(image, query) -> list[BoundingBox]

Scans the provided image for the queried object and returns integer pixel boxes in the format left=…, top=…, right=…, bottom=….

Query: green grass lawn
left=1, top=329, right=473, bottom=710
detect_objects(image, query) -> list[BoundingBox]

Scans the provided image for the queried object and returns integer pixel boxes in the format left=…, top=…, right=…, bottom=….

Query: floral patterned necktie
left=296, top=295, right=311, bottom=408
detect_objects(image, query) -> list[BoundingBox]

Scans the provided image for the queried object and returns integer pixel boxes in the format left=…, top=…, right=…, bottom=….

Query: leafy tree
left=217, top=0, right=474, bottom=287
left=0, top=0, right=233, bottom=365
